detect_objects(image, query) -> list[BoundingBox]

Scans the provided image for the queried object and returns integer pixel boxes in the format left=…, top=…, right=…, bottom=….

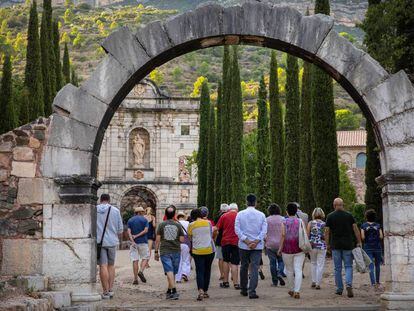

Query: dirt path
left=99, top=250, right=382, bottom=310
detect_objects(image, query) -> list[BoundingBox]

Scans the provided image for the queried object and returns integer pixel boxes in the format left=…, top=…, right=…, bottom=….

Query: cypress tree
left=229, top=46, right=245, bottom=208
left=220, top=46, right=232, bottom=203
left=213, top=81, right=223, bottom=214
left=40, top=12, right=52, bottom=115
left=256, top=75, right=271, bottom=212
left=71, top=67, right=79, bottom=86
left=284, top=54, right=301, bottom=203
left=197, top=80, right=210, bottom=207
left=311, top=0, right=339, bottom=212
left=25, top=0, right=44, bottom=120
left=206, top=100, right=216, bottom=215
left=53, top=19, right=62, bottom=92
left=299, top=60, right=316, bottom=214
left=0, top=55, right=18, bottom=133
left=365, top=121, right=382, bottom=221
left=269, top=51, right=285, bottom=206
left=62, top=43, right=71, bottom=84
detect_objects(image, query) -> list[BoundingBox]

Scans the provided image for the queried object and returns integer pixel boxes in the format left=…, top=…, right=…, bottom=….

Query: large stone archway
left=2, top=1, right=414, bottom=309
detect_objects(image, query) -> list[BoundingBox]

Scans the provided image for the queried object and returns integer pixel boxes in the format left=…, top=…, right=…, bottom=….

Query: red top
left=216, top=211, right=238, bottom=246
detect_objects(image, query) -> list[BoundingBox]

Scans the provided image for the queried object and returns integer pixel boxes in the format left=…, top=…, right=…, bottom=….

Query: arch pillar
left=378, top=172, right=414, bottom=309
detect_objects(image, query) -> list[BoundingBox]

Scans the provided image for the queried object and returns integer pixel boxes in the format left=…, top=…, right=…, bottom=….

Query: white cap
left=229, top=203, right=238, bottom=211
left=220, top=203, right=229, bottom=212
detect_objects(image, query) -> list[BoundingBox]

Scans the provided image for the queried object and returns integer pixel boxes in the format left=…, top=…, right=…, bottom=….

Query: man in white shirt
left=235, top=194, right=267, bottom=299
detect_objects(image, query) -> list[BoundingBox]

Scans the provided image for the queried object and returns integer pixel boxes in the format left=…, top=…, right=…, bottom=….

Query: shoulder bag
left=97, top=206, right=112, bottom=261
left=298, top=219, right=312, bottom=253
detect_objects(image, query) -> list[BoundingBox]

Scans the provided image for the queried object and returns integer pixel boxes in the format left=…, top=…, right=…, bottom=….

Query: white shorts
left=130, top=243, right=150, bottom=261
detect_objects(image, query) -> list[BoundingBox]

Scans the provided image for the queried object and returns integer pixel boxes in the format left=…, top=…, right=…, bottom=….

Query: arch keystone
left=101, top=26, right=150, bottom=72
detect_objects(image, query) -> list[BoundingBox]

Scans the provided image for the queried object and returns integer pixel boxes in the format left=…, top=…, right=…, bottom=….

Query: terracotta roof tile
left=337, top=130, right=366, bottom=147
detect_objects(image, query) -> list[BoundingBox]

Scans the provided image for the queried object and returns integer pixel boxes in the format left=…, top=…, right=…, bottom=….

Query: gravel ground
left=99, top=249, right=382, bottom=310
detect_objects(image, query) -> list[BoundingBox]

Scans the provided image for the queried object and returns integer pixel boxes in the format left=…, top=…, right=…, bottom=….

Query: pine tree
left=299, top=60, right=316, bottom=214
left=197, top=80, right=210, bottom=207
left=62, top=43, right=71, bottom=84
left=284, top=54, right=300, bottom=203
left=229, top=46, right=245, bottom=208
left=365, top=122, right=382, bottom=220
left=220, top=46, right=232, bottom=203
left=213, top=81, right=223, bottom=215
left=269, top=51, right=285, bottom=206
left=53, top=19, right=62, bottom=92
left=40, top=10, right=52, bottom=115
left=311, top=0, right=339, bottom=212
left=206, top=100, right=216, bottom=215
left=24, top=0, right=44, bottom=120
left=0, top=55, right=18, bottom=133
left=256, top=75, right=271, bottom=212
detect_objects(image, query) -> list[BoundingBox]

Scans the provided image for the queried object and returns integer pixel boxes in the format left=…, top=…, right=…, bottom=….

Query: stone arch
left=42, top=2, right=414, bottom=308
left=119, top=185, right=158, bottom=217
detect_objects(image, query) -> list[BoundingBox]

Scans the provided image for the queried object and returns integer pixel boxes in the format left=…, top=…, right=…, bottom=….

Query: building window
left=181, top=125, right=190, bottom=135
left=356, top=152, right=367, bottom=169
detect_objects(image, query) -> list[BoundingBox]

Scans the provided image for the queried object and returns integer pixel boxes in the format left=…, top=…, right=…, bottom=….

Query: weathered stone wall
left=0, top=118, right=54, bottom=275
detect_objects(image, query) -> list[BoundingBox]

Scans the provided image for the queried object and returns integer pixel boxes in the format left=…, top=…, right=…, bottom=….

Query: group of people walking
left=96, top=193, right=384, bottom=301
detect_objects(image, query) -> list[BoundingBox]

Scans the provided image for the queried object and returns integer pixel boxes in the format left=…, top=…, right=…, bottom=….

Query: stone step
left=7, top=275, right=48, bottom=292
left=39, top=291, right=72, bottom=309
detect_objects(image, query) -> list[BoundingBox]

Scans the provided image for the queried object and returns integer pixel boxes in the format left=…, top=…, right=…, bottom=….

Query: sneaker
left=249, top=294, right=259, bottom=299
left=259, top=270, right=265, bottom=280
left=138, top=271, right=147, bottom=283
left=101, top=293, right=110, bottom=299
left=278, top=277, right=285, bottom=286
left=108, top=291, right=114, bottom=299
left=335, top=289, right=343, bottom=295
left=315, top=285, right=321, bottom=290
left=311, top=282, right=316, bottom=288
left=280, top=272, right=287, bottom=278
left=220, top=282, right=230, bottom=288
left=346, top=286, right=354, bottom=298
left=240, top=290, right=248, bottom=297
left=132, top=279, right=138, bottom=285
left=170, top=292, right=179, bottom=300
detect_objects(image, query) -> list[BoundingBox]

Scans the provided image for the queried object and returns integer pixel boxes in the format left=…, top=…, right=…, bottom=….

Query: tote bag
left=298, top=219, right=312, bottom=253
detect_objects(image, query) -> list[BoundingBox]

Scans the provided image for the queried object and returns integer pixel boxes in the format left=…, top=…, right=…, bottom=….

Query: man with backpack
left=96, top=193, right=123, bottom=299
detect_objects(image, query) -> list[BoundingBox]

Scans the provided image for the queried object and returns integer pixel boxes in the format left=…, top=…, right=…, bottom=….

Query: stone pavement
left=99, top=250, right=381, bottom=310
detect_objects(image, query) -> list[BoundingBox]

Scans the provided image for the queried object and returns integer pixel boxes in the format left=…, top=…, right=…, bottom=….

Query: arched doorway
left=42, top=2, right=414, bottom=308
left=120, top=186, right=157, bottom=222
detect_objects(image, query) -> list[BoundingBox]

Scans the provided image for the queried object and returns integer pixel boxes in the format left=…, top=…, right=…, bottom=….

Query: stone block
left=1, top=239, right=43, bottom=275
left=42, top=238, right=97, bottom=285
left=241, top=1, right=272, bottom=37
left=345, top=53, right=389, bottom=96
left=0, top=141, right=13, bottom=153
left=377, top=110, right=414, bottom=148
left=48, top=114, right=97, bottom=152
left=102, top=26, right=150, bottom=72
left=48, top=204, right=95, bottom=239
left=267, top=6, right=303, bottom=45
left=12, top=207, right=34, bottom=219
left=17, top=219, right=39, bottom=235
left=41, top=146, right=92, bottom=178
left=364, top=71, right=414, bottom=122
left=0, top=153, right=11, bottom=169
left=80, top=54, right=132, bottom=106
left=136, top=21, right=173, bottom=59
left=0, top=169, right=8, bottom=182
left=29, top=137, right=41, bottom=149
left=16, top=275, right=48, bottom=292
left=39, top=291, right=71, bottom=308
left=293, top=14, right=334, bottom=54
left=316, top=30, right=365, bottom=80
left=17, top=178, right=59, bottom=205
left=11, top=161, right=36, bottom=178
left=383, top=144, right=414, bottom=172
left=13, top=147, right=34, bottom=162
left=53, top=84, right=109, bottom=128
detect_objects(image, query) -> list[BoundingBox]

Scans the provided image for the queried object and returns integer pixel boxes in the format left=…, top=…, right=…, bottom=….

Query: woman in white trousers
left=176, top=243, right=191, bottom=282
left=307, top=208, right=327, bottom=289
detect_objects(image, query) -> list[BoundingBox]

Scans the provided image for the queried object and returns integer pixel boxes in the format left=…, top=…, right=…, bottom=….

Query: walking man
left=216, top=203, right=240, bottom=289
left=235, top=194, right=268, bottom=299
left=127, top=206, right=149, bottom=285
left=96, top=194, right=123, bottom=299
left=155, top=205, right=184, bottom=300
left=325, top=197, right=362, bottom=298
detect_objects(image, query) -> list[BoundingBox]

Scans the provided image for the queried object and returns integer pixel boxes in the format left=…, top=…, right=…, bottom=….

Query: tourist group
left=95, top=193, right=383, bottom=301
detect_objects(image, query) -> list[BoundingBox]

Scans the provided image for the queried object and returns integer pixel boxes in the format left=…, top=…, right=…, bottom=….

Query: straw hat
left=134, top=206, right=145, bottom=213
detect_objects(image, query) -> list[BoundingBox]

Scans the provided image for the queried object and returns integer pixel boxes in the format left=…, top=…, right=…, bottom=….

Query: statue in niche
left=132, top=133, right=145, bottom=167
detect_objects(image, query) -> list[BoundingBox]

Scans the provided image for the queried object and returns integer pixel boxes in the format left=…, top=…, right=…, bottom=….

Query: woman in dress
left=307, top=207, right=327, bottom=290
left=278, top=202, right=305, bottom=299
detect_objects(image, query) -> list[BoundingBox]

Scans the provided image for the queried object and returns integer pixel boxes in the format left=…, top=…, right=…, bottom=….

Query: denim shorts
left=160, top=252, right=181, bottom=274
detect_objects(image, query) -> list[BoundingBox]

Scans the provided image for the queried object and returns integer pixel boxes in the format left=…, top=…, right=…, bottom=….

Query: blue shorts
left=160, top=252, right=181, bottom=274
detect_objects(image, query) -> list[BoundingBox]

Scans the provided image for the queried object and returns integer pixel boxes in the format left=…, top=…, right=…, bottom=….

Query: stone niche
left=128, top=128, right=150, bottom=169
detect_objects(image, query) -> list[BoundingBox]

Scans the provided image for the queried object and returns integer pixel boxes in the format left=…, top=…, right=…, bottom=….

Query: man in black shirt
left=325, top=198, right=362, bottom=298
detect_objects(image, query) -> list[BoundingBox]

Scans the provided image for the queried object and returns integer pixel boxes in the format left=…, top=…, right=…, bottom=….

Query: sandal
left=203, top=293, right=210, bottom=298
left=234, top=284, right=241, bottom=290
left=294, top=292, right=300, bottom=299
left=182, top=275, right=188, bottom=282
left=197, top=293, right=204, bottom=301
left=220, top=282, right=230, bottom=288
left=288, top=291, right=294, bottom=297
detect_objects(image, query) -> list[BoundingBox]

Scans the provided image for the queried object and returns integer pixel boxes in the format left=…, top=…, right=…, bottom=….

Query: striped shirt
left=188, top=219, right=215, bottom=255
